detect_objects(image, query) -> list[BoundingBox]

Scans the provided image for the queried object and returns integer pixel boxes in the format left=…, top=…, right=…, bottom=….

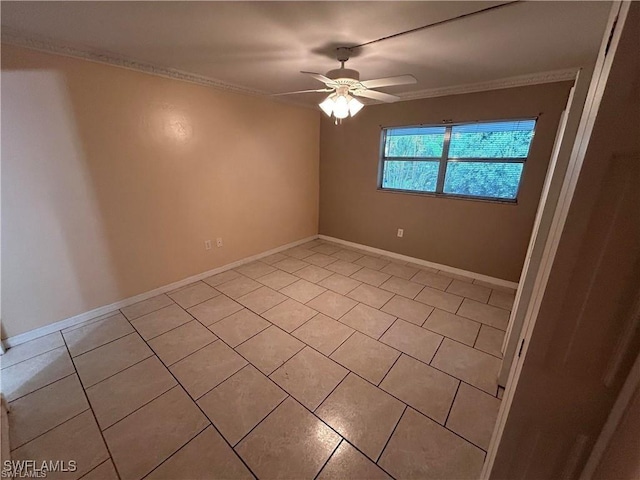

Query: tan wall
left=1, top=45, right=320, bottom=339
left=319, top=82, right=572, bottom=282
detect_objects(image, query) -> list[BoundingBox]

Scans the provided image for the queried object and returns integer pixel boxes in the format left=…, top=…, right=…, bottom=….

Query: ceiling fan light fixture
left=319, top=96, right=335, bottom=116
left=348, top=97, right=364, bottom=117
left=332, top=94, right=350, bottom=119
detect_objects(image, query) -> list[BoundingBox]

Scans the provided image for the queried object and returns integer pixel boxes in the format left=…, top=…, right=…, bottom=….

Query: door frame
left=499, top=81, right=576, bottom=384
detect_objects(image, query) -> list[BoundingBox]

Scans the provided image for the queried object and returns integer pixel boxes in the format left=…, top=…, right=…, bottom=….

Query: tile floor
left=1, top=239, right=515, bottom=480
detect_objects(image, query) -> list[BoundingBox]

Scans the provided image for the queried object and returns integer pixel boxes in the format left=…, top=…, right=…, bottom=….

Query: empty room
left=1, top=1, right=638, bottom=479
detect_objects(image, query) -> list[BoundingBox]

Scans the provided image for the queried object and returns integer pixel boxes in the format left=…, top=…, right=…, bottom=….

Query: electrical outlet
left=216, top=237, right=223, bottom=247
left=204, top=240, right=212, bottom=250
left=397, top=228, right=404, bottom=238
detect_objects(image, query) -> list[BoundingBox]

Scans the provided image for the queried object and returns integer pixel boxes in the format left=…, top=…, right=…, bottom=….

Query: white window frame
left=378, top=118, right=538, bottom=203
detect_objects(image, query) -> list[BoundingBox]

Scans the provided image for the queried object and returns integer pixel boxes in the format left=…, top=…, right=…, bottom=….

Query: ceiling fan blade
left=300, top=71, right=336, bottom=85
left=353, top=89, right=401, bottom=103
left=272, top=88, right=333, bottom=96
left=360, top=75, right=417, bottom=89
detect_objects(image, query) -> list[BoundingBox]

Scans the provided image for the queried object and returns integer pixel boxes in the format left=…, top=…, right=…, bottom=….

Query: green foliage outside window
left=381, top=120, right=535, bottom=200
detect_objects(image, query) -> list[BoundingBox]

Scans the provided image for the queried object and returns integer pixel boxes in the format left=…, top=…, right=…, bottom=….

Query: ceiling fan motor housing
left=326, top=68, right=360, bottom=83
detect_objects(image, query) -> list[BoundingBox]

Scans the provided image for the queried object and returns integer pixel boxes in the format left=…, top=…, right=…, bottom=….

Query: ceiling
left=1, top=1, right=612, bottom=105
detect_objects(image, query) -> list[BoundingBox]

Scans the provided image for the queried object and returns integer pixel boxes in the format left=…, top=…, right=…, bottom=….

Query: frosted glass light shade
left=348, top=97, right=364, bottom=116
left=319, top=92, right=365, bottom=119
left=319, top=97, right=334, bottom=116
left=333, top=95, right=350, bottom=119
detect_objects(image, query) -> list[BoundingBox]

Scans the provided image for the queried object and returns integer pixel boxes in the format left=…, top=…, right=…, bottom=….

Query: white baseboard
left=2, top=235, right=318, bottom=349
left=3, top=233, right=516, bottom=350
left=319, top=234, right=519, bottom=290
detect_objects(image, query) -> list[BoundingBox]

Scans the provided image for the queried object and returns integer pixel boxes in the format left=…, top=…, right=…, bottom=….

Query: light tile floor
left=1, top=240, right=515, bottom=480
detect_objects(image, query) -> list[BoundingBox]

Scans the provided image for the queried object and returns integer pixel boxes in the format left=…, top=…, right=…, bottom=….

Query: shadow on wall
left=2, top=69, right=120, bottom=339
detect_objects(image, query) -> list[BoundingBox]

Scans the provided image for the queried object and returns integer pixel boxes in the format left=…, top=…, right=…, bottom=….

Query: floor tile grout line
left=165, top=277, right=216, bottom=294
left=82, top=353, right=154, bottom=392
left=443, top=381, right=462, bottom=427
left=336, top=315, right=395, bottom=343
left=237, top=295, right=290, bottom=319
left=165, top=338, right=222, bottom=371
left=171, top=290, right=222, bottom=311
left=377, top=293, right=398, bottom=312
left=268, top=347, right=349, bottom=411
left=100, top=384, right=179, bottom=433
left=119, top=296, right=176, bottom=322
left=329, top=299, right=362, bottom=323
left=66, top=329, right=138, bottom=359
left=286, top=310, right=321, bottom=336
left=61, top=311, right=126, bottom=334
left=376, top=315, right=401, bottom=341
left=60, top=334, right=123, bottom=480
left=131, top=313, right=199, bottom=343
left=194, top=307, right=276, bottom=363
left=5, top=371, right=77, bottom=404
left=313, top=438, right=344, bottom=480
left=139, top=423, right=210, bottom=480
left=189, top=292, right=246, bottom=328
left=378, top=282, right=425, bottom=301
left=377, top=352, right=403, bottom=387
left=287, top=326, right=353, bottom=364
left=158, top=337, right=219, bottom=369
left=428, top=336, right=446, bottom=366
left=195, top=362, right=252, bottom=402
left=9, top=407, right=91, bottom=453
left=421, top=317, right=506, bottom=345
left=285, top=393, right=397, bottom=479
left=420, top=305, right=436, bottom=327
left=0, top=343, right=69, bottom=372
left=230, top=393, right=291, bottom=450
left=326, top=329, right=357, bottom=357
left=475, top=345, right=504, bottom=360
left=225, top=323, right=273, bottom=351
left=335, top=318, right=445, bottom=371
left=312, top=370, right=353, bottom=415
left=411, top=401, right=491, bottom=454
left=333, top=361, right=490, bottom=450
left=130, top=328, right=262, bottom=480
left=77, top=458, right=111, bottom=480
left=376, top=405, right=408, bottom=464
left=262, top=342, right=307, bottom=377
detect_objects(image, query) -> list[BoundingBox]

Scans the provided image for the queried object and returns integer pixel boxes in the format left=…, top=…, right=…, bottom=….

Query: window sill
left=376, top=187, right=519, bottom=205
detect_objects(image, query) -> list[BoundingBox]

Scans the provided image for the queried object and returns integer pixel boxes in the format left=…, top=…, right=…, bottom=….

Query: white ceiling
left=1, top=1, right=612, bottom=105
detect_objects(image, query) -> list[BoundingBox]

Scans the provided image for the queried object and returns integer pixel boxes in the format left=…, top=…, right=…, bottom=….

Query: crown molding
left=396, top=68, right=578, bottom=102
left=1, top=29, right=269, bottom=98
left=2, top=29, right=577, bottom=107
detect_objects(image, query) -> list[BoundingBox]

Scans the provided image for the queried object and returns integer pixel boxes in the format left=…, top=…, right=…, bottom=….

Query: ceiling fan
left=274, top=47, right=417, bottom=121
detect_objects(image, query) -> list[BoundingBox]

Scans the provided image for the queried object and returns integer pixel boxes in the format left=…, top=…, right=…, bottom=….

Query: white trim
left=481, top=2, right=628, bottom=478
left=318, top=234, right=518, bottom=289
left=1, top=29, right=268, bottom=98
left=396, top=68, right=578, bottom=102
left=2, top=235, right=318, bottom=348
left=2, top=30, right=576, bottom=107
left=499, top=82, right=578, bottom=384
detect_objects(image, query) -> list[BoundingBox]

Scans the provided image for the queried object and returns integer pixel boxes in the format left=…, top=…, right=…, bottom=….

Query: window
left=379, top=119, right=536, bottom=201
